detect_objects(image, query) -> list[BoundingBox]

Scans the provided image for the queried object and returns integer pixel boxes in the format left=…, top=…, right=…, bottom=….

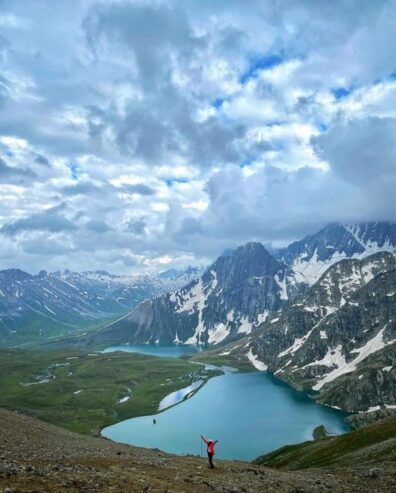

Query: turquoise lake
left=103, top=344, right=201, bottom=358
left=102, top=345, right=350, bottom=461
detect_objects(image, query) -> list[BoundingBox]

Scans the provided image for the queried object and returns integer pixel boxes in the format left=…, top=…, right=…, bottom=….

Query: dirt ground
left=1, top=409, right=395, bottom=493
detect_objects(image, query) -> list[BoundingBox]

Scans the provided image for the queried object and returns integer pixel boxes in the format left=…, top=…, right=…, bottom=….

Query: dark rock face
left=278, top=223, right=365, bottom=265
left=234, top=252, right=396, bottom=412
left=95, top=242, right=298, bottom=346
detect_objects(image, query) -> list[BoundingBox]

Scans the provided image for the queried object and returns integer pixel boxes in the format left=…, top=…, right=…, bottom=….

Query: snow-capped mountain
left=0, top=267, right=200, bottom=346
left=79, top=242, right=299, bottom=347
left=226, top=251, right=396, bottom=412
left=70, top=222, right=396, bottom=350
left=277, top=222, right=396, bottom=286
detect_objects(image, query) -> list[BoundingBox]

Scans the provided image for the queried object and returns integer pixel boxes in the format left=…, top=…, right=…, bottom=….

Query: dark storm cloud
left=312, top=117, right=396, bottom=185
left=312, top=116, right=396, bottom=221
left=83, top=2, right=247, bottom=167
left=61, top=182, right=105, bottom=196
left=0, top=157, right=36, bottom=183
left=34, top=153, right=50, bottom=166
left=85, top=219, right=112, bottom=233
left=121, top=183, right=156, bottom=196
left=84, top=1, right=196, bottom=90
left=126, top=217, right=147, bottom=236
left=0, top=203, right=77, bottom=237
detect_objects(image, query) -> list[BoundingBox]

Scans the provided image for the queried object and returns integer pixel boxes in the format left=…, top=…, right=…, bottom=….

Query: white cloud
left=0, top=0, right=395, bottom=273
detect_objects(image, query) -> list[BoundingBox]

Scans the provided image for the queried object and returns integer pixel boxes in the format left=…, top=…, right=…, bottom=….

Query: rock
left=367, top=468, right=380, bottom=479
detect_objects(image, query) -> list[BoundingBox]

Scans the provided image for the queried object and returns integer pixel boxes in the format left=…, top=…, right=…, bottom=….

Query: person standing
left=200, top=435, right=218, bottom=468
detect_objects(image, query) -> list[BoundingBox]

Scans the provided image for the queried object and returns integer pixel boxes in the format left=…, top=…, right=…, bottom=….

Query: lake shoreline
left=101, top=347, right=350, bottom=461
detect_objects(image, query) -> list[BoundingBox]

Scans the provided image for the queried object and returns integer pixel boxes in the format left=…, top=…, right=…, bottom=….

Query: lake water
left=103, top=344, right=201, bottom=358
left=102, top=345, right=350, bottom=461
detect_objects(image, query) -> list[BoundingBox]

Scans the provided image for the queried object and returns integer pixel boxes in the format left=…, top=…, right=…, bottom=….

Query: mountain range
left=73, top=222, right=396, bottom=346
left=0, top=267, right=201, bottom=346
left=56, top=221, right=396, bottom=415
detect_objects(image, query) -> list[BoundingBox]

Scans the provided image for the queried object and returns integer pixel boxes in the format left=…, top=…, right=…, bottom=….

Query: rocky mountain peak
left=0, top=268, right=33, bottom=283
left=210, top=241, right=283, bottom=283
left=276, top=221, right=396, bottom=286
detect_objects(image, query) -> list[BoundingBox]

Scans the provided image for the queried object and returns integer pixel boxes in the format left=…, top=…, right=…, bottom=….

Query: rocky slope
left=0, top=267, right=200, bottom=347
left=69, top=242, right=299, bottom=348
left=1, top=408, right=394, bottom=493
left=223, top=252, right=396, bottom=412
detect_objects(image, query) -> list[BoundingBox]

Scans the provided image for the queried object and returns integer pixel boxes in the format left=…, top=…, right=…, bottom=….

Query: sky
left=0, top=0, right=396, bottom=274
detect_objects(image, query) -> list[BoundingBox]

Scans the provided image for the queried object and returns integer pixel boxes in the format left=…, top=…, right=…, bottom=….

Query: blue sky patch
left=240, top=54, right=283, bottom=84
left=240, top=156, right=254, bottom=168
left=331, top=87, right=351, bottom=100
left=212, top=97, right=226, bottom=109
left=68, top=162, right=80, bottom=180
left=166, top=178, right=189, bottom=187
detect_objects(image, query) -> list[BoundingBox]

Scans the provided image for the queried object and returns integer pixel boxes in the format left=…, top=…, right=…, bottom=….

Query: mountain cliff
left=224, top=251, right=396, bottom=412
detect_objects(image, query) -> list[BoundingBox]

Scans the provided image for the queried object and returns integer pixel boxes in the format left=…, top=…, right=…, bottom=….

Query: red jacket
left=201, top=436, right=218, bottom=455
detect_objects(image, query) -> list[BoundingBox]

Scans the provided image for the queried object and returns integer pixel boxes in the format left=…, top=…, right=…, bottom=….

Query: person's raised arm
left=200, top=435, right=208, bottom=444
left=213, top=440, right=218, bottom=445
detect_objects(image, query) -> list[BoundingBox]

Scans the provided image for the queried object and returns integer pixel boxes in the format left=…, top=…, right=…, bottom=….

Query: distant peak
left=237, top=241, right=268, bottom=254
left=0, top=268, right=33, bottom=281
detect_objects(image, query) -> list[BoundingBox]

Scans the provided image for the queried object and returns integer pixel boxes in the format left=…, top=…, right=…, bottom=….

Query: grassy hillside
left=254, top=415, right=396, bottom=470
left=0, top=348, right=208, bottom=434
left=0, top=311, right=129, bottom=348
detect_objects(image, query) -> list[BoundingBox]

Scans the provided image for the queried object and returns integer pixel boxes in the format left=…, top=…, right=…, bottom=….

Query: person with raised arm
left=200, top=435, right=218, bottom=468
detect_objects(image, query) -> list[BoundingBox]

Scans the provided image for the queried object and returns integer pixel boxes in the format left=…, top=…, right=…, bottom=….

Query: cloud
left=312, top=117, right=396, bottom=185
left=83, top=1, right=247, bottom=167
left=312, top=116, right=396, bottom=220
left=126, top=217, right=147, bottom=236
left=85, top=218, right=112, bottom=233
left=0, top=0, right=396, bottom=273
left=61, top=182, right=105, bottom=196
left=0, top=157, right=36, bottom=183
left=120, top=183, right=156, bottom=196
left=0, top=203, right=77, bottom=237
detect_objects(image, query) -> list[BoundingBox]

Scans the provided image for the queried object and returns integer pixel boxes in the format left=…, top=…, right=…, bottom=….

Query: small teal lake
left=102, top=345, right=350, bottom=461
left=103, top=344, right=201, bottom=358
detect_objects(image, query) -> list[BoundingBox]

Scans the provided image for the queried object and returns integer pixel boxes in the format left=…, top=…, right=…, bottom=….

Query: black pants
left=208, top=452, right=214, bottom=468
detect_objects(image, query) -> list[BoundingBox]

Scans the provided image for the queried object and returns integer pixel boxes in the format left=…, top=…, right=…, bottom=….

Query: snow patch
left=314, top=328, right=396, bottom=390
left=247, top=348, right=267, bottom=371
left=278, top=328, right=315, bottom=358
left=275, top=273, right=288, bottom=300
left=257, top=311, right=269, bottom=325
left=238, top=316, right=253, bottom=335
left=208, top=323, right=230, bottom=345
left=183, top=271, right=218, bottom=344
